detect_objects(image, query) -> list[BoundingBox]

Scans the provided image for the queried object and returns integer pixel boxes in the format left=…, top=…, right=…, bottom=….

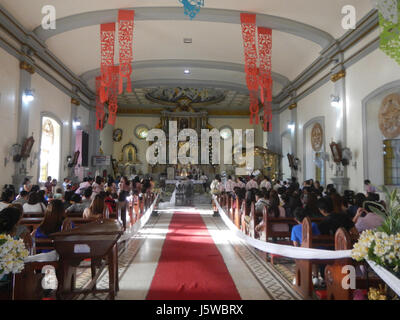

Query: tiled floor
left=76, top=203, right=301, bottom=300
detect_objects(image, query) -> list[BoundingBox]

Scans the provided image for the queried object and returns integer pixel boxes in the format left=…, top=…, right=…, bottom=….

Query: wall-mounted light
left=22, top=89, right=35, bottom=104
left=330, top=95, right=340, bottom=108
left=288, top=121, right=295, bottom=131
left=72, top=117, right=81, bottom=128
left=184, top=69, right=191, bottom=75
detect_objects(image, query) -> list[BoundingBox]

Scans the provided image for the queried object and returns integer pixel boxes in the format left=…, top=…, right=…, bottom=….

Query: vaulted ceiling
left=0, top=0, right=374, bottom=114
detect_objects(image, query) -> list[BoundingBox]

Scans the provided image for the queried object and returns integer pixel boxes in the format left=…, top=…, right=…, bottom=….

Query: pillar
left=12, top=46, right=35, bottom=187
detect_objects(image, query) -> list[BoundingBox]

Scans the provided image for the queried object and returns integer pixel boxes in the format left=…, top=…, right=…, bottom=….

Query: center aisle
left=146, top=211, right=242, bottom=300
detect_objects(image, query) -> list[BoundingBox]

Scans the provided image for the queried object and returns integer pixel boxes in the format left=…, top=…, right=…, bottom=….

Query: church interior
left=0, top=0, right=400, bottom=304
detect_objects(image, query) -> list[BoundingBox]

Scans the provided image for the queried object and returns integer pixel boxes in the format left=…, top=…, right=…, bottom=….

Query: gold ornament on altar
left=379, top=93, right=400, bottom=139
left=311, top=123, right=323, bottom=152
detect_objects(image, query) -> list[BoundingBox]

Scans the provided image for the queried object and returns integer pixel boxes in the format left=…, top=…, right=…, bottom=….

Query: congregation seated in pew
left=23, top=192, right=46, bottom=214
left=34, top=199, right=72, bottom=253
left=83, top=194, right=105, bottom=220
left=66, top=188, right=92, bottom=213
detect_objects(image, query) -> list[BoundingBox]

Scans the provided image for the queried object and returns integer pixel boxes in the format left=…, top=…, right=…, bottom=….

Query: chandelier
left=179, top=0, right=204, bottom=20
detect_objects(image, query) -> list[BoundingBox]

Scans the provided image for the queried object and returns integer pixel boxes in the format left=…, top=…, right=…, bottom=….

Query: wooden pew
left=324, top=229, right=383, bottom=300
left=18, top=218, right=43, bottom=233
left=22, top=212, right=44, bottom=218
left=241, top=201, right=254, bottom=235
left=294, top=217, right=336, bottom=299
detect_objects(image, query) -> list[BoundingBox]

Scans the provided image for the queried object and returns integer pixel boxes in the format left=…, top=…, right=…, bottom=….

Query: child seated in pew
left=53, top=188, right=63, bottom=200
left=83, top=195, right=105, bottom=220
left=35, top=199, right=68, bottom=253
left=291, top=207, right=320, bottom=247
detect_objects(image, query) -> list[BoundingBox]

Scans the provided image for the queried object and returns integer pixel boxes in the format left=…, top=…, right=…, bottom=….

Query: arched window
left=39, top=116, right=61, bottom=183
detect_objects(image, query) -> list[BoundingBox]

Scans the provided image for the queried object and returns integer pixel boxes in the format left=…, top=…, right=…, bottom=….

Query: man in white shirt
left=246, top=175, right=258, bottom=190
left=273, top=180, right=282, bottom=191
left=260, top=176, right=272, bottom=191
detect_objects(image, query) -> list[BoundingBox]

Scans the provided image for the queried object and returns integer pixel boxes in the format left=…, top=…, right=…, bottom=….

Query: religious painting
left=330, top=142, right=342, bottom=164
left=120, top=143, right=138, bottom=164
left=311, top=123, right=323, bottom=152
left=379, top=93, right=400, bottom=139
left=20, top=136, right=35, bottom=159
left=113, top=129, right=123, bottom=142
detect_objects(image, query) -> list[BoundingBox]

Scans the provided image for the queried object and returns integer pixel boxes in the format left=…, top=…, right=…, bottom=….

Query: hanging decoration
left=240, top=13, right=260, bottom=126
left=257, top=27, right=273, bottom=132
left=95, top=76, right=105, bottom=130
left=372, top=0, right=398, bottom=24
left=107, top=66, right=120, bottom=126
left=179, top=0, right=205, bottom=20
left=379, top=1, right=400, bottom=65
left=118, top=10, right=135, bottom=94
left=100, top=23, right=116, bottom=103
left=240, top=13, right=274, bottom=131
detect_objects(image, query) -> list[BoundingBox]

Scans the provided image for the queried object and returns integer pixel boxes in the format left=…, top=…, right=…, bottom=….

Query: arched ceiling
left=0, top=0, right=374, bottom=114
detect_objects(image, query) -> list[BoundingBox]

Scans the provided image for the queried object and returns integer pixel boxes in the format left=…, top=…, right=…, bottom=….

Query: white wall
left=0, top=48, right=19, bottom=187
left=346, top=49, right=400, bottom=191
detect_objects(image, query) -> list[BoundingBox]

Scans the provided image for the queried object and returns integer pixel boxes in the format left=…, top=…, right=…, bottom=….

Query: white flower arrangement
left=351, top=229, right=400, bottom=276
left=0, top=234, right=29, bottom=279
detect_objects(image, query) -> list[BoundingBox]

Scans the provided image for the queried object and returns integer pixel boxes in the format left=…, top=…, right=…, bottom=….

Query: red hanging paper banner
left=240, top=13, right=259, bottom=125
left=95, top=76, right=105, bottom=130
left=257, top=27, right=273, bottom=132
left=100, top=23, right=116, bottom=103
left=107, top=66, right=120, bottom=126
left=118, top=10, right=135, bottom=94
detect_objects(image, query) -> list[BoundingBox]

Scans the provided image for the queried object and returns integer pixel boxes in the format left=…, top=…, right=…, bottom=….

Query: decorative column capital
left=19, top=61, right=35, bottom=74
left=331, top=70, right=346, bottom=82
left=288, top=102, right=297, bottom=110
left=71, top=98, right=80, bottom=106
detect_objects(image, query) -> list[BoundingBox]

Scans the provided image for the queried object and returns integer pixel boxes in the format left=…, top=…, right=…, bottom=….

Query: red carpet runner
left=146, top=211, right=241, bottom=300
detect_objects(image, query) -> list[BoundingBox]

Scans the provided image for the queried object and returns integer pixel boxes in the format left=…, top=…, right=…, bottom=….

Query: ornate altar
left=147, top=87, right=224, bottom=178
left=233, top=146, right=281, bottom=179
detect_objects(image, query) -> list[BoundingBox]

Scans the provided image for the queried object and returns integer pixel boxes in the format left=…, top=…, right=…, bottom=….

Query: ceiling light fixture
left=184, top=69, right=191, bottom=74
left=183, top=38, right=192, bottom=43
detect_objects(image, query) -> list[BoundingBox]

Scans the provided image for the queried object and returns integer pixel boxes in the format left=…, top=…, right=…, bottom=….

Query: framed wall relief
left=330, top=142, right=342, bottom=164
left=287, top=153, right=298, bottom=171
left=20, top=136, right=35, bottom=159
left=311, top=123, right=323, bottom=152
left=134, top=125, right=149, bottom=140
left=379, top=93, right=400, bottom=139
left=113, top=129, right=123, bottom=142
left=68, top=150, right=80, bottom=168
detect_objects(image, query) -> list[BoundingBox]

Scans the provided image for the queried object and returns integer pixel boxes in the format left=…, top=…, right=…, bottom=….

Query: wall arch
left=362, top=79, right=400, bottom=186
left=37, top=111, right=63, bottom=184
